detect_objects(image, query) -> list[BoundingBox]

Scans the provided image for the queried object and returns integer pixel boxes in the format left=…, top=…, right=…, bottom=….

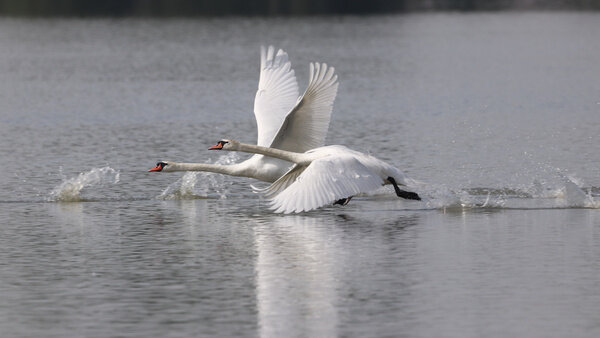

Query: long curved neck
left=234, top=143, right=308, bottom=164
left=165, top=162, right=243, bottom=176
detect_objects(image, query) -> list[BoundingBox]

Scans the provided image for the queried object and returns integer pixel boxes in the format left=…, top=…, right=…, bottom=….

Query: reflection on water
left=1, top=199, right=600, bottom=337
left=254, top=216, right=340, bottom=337
left=252, top=210, right=423, bottom=337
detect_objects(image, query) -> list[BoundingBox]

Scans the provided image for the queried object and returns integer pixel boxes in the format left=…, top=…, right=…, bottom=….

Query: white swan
left=148, top=45, right=339, bottom=183
left=208, top=139, right=421, bottom=213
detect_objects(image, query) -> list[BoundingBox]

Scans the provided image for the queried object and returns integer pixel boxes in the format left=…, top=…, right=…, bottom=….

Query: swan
left=148, top=45, right=339, bottom=183
left=207, top=139, right=421, bottom=213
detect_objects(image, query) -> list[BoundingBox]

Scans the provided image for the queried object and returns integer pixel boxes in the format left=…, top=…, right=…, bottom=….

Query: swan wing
left=268, top=155, right=384, bottom=214
left=257, top=164, right=308, bottom=199
left=269, top=62, right=339, bottom=152
left=254, top=46, right=300, bottom=147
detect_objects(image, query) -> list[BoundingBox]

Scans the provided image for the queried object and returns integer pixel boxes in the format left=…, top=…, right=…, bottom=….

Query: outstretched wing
left=268, top=62, right=339, bottom=152
left=267, top=155, right=384, bottom=214
left=254, top=46, right=300, bottom=147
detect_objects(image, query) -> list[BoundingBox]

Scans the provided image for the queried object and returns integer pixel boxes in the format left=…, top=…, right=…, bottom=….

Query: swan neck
left=167, top=162, right=241, bottom=176
left=237, top=143, right=304, bottom=163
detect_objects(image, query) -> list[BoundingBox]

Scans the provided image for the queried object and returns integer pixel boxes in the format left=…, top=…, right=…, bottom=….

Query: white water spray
left=49, top=166, right=120, bottom=202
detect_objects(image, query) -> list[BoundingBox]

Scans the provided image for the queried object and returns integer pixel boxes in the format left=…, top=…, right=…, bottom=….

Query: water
left=1, top=13, right=600, bottom=337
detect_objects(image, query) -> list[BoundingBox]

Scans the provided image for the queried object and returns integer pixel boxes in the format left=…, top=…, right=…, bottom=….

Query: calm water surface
left=1, top=13, right=600, bottom=337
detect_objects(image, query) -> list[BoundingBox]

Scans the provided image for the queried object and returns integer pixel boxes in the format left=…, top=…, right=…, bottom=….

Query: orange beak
left=208, top=143, right=223, bottom=150
left=148, top=164, right=163, bottom=172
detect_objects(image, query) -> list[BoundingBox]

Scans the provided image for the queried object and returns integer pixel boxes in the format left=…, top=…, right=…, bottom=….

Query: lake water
left=1, top=13, right=600, bottom=337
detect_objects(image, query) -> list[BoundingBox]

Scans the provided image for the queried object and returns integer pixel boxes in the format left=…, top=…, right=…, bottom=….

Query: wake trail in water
left=48, top=166, right=120, bottom=202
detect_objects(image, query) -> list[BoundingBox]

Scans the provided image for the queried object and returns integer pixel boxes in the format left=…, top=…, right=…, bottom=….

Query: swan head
left=148, top=161, right=170, bottom=172
left=208, top=139, right=240, bottom=151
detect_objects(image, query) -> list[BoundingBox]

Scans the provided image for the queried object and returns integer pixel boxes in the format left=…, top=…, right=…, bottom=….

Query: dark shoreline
left=0, top=0, right=599, bottom=17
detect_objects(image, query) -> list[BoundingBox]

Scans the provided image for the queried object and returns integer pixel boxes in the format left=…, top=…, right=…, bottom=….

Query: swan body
left=149, top=45, right=339, bottom=183
left=209, top=139, right=421, bottom=213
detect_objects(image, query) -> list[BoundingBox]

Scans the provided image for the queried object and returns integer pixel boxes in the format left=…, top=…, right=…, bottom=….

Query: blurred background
left=0, top=0, right=599, bottom=16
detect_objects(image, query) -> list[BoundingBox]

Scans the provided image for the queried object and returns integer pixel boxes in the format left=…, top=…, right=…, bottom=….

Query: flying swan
left=207, top=139, right=421, bottom=213
left=149, top=46, right=339, bottom=183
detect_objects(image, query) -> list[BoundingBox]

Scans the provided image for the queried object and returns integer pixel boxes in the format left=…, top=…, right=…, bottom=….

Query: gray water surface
left=1, top=13, right=600, bottom=337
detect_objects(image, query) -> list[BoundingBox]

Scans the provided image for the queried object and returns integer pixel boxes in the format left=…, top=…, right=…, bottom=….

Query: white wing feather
left=269, top=62, right=339, bottom=152
left=267, top=155, right=384, bottom=214
left=257, top=164, right=308, bottom=199
left=254, top=46, right=300, bottom=147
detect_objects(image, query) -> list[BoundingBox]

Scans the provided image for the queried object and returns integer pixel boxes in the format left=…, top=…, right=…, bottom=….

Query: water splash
left=157, top=153, right=239, bottom=200
left=157, top=171, right=206, bottom=200
left=415, top=174, right=599, bottom=210
left=49, top=167, right=120, bottom=202
left=555, top=176, right=598, bottom=208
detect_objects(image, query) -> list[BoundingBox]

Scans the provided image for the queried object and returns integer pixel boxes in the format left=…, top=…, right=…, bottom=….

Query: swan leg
left=334, top=197, right=353, bottom=206
left=387, top=177, right=421, bottom=200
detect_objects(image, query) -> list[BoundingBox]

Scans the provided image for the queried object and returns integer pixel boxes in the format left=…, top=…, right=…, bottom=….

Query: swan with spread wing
left=208, top=139, right=421, bottom=214
left=149, top=45, right=338, bottom=183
